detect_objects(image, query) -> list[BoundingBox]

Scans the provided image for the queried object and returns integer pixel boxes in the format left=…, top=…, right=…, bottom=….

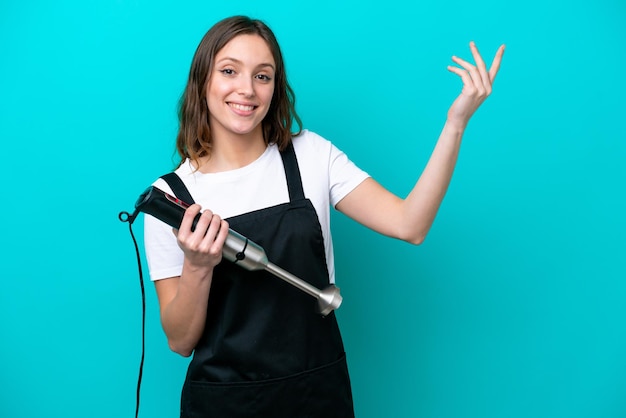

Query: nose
left=237, top=75, right=255, bottom=97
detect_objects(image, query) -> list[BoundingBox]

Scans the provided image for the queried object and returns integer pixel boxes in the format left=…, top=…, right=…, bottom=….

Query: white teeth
left=229, top=103, right=255, bottom=111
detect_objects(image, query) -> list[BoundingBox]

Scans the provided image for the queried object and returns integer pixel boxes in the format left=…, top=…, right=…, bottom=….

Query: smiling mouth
left=228, top=103, right=256, bottom=112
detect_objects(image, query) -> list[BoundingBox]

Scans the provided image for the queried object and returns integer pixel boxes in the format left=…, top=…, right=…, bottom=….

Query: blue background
left=2, top=0, right=625, bottom=417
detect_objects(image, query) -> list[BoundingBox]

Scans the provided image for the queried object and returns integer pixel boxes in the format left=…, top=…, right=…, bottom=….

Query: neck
left=197, top=128, right=267, bottom=173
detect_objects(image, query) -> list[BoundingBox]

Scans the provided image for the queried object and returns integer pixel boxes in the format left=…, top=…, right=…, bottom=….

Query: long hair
left=175, top=16, right=302, bottom=167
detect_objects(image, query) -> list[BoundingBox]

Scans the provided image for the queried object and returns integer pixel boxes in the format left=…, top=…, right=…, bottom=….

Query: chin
left=230, top=123, right=263, bottom=137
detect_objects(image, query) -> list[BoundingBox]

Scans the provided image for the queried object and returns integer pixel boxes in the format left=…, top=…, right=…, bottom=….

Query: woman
left=144, top=15, right=504, bottom=417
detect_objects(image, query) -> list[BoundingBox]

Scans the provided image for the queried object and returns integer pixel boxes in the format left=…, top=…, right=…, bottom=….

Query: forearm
left=335, top=120, right=465, bottom=244
left=158, top=263, right=214, bottom=357
left=399, top=42, right=504, bottom=242
left=338, top=42, right=503, bottom=245
left=400, top=120, right=464, bottom=243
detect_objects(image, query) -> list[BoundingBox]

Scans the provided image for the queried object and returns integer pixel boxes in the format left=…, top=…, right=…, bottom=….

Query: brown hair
left=175, top=16, right=302, bottom=166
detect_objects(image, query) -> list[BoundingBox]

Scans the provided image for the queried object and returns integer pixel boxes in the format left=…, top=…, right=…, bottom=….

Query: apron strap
left=160, top=172, right=195, bottom=204
left=280, top=141, right=305, bottom=202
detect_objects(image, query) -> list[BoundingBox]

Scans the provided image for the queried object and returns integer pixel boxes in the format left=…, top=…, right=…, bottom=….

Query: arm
left=153, top=204, right=229, bottom=357
left=336, top=42, right=505, bottom=244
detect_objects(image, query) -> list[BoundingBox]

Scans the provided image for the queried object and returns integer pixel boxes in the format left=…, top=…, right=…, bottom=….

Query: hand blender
left=127, top=186, right=343, bottom=316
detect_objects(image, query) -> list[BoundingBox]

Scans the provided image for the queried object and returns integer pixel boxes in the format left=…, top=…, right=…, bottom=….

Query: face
left=206, top=34, right=276, bottom=142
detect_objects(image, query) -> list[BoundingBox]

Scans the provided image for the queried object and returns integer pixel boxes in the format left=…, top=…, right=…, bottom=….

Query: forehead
left=215, top=34, right=275, bottom=66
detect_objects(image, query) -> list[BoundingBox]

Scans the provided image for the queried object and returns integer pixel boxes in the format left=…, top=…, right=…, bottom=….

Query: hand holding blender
left=122, top=186, right=343, bottom=316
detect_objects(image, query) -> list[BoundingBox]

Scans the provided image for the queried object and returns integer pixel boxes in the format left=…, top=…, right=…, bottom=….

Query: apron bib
left=161, top=143, right=354, bottom=418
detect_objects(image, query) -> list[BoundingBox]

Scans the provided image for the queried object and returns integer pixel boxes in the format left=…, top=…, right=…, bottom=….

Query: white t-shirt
left=144, top=129, right=370, bottom=283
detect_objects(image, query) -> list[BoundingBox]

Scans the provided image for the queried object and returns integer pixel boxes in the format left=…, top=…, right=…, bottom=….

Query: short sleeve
left=327, top=141, right=370, bottom=207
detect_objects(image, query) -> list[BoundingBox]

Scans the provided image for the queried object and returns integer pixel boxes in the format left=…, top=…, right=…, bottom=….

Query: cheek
left=262, top=83, right=276, bottom=105
left=206, top=77, right=231, bottom=98
left=206, top=84, right=219, bottom=101
left=206, top=84, right=228, bottom=113
left=259, top=88, right=275, bottom=119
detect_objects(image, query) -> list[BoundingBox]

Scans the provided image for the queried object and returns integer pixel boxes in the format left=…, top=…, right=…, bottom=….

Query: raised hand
left=446, top=41, right=505, bottom=129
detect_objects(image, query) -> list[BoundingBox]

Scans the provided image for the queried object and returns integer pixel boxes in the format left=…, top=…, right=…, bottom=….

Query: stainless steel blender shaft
left=222, top=229, right=343, bottom=316
left=131, top=186, right=342, bottom=315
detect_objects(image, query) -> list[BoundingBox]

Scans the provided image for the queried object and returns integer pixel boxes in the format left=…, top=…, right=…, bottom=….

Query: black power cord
left=119, top=211, right=145, bottom=418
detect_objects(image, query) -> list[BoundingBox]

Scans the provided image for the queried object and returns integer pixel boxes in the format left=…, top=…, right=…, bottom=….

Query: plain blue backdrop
left=1, top=0, right=625, bottom=417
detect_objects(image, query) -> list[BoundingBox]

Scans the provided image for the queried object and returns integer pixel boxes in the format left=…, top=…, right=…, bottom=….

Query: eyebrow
left=216, top=57, right=275, bottom=71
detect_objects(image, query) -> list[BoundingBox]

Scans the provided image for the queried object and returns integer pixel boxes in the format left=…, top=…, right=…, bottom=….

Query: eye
left=255, top=74, right=272, bottom=82
left=219, top=68, right=235, bottom=76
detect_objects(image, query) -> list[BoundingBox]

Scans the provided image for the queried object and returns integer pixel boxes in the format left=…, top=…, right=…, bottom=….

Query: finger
left=181, top=207, right=213, bottom=249
left=450, top=56, right=484, bottom=94
left=178, top=210, right=212, bottom=251
left=469, top=41, right=491, bottom=92
left=179, top=204, right=202, bottom=236
left=469, top=41, right=487, bottom=72
left=447, top=65, right=474, bottom=89
left=450, top=54, right=473, bottom=71
left=200, top=214, right=224, bottom=250
left=213, top=220, right=230, bottom=250
left=488, top=44, right=506, bottom=82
